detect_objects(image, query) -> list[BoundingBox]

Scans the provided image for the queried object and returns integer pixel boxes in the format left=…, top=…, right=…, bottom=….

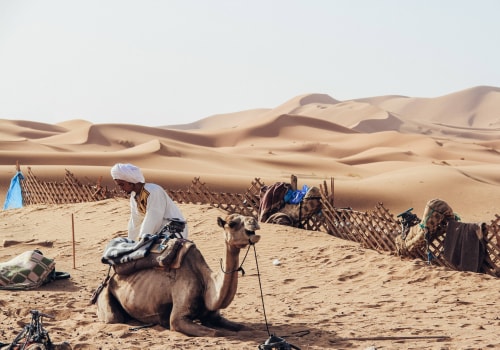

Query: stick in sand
left=72, top=213, right=76, bottom=269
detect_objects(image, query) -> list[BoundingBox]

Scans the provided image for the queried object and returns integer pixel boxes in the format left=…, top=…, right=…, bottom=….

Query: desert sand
left=1, top=86, right=500, bottom=349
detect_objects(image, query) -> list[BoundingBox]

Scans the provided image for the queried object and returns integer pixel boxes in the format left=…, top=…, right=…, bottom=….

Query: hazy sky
left=0, top=0, right=499, bottom=126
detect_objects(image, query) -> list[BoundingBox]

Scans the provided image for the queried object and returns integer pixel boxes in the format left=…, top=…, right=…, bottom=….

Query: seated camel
left=264, top=186, right=322, bottom=227
left=395, top=198, right=487, bottom=272
left=95, top=214, right=261, bottom=337
left=396, top=198, right=455, bottom=255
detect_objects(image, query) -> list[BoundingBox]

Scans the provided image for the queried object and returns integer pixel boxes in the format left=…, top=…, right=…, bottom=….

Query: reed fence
left=13, top=166, right=500, bottom=278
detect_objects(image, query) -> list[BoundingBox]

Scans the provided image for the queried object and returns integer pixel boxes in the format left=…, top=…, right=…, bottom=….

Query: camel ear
left=217, top=217, right=226, bottom=228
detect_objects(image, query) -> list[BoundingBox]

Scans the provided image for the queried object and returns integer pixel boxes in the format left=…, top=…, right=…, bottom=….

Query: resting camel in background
left=395, top=198, right=488, bottom=273
left=96, top=214, right=261, bottom=337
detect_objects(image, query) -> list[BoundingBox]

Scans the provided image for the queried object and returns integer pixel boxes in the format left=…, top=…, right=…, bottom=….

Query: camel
left=396, top=198, right=456, bottom=255
left=96, top=213, right=261, bottom=337
left=265, top=186, right=322, bottom=227
left=395, top=198, right=488, bottom=273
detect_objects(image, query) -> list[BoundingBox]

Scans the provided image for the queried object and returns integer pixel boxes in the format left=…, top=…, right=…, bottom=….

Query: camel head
left=217, top=214, right=261, bottom=249
left=420, top=198, right=455, bottom=236
left=396, top=198, right=456, bottom=255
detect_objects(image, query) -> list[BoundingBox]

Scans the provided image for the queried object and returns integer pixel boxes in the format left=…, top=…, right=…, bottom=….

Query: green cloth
left=0, top=250, right=55, bottom=290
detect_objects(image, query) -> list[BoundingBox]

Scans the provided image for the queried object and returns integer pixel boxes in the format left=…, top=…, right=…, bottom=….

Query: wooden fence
left=167, top=177, right=263, bottom=218
left=15, top=167, right=500, bottom=278
left=319, top=198, right=500, bottom=278
left=20, top=167, right=123, bottom=205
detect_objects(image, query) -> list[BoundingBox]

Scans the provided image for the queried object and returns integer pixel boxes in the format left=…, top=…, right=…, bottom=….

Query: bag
left=0, top=250, right=69, bottom=290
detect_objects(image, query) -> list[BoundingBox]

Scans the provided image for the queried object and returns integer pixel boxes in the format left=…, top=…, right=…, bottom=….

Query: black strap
left=90, top=265, right=113, bottom=305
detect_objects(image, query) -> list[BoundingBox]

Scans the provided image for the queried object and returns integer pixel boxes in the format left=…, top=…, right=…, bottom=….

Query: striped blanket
left=0, top=250, right=55, bottom=290
left=101, top=234, right=158, bottom=265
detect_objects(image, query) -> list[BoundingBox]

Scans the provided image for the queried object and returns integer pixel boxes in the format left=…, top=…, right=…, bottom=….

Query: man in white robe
left=110, top=163, right=188, bottom=241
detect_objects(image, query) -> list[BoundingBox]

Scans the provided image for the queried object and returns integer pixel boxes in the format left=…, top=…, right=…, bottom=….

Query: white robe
left=127, top=183, right=188, bottom=241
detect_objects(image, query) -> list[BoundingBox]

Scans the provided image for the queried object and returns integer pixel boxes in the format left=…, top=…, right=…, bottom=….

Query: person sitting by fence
left=110, top=163, right=188, bottom=241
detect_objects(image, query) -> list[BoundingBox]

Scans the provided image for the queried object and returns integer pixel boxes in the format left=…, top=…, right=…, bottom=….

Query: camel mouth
left=247, top=233, right=261, bottom=244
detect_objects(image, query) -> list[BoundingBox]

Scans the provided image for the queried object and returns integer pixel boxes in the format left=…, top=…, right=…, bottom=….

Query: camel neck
left=204, top=242, right=241, bottom=311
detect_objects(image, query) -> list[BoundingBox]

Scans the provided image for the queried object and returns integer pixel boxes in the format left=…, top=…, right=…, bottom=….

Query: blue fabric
left=284, top=184, right=309, bottom=204
left=3, top=171, right=24, bottom=210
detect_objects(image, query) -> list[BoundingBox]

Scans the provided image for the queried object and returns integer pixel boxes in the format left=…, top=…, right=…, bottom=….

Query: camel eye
left=228, top=221, right=238, bottom=229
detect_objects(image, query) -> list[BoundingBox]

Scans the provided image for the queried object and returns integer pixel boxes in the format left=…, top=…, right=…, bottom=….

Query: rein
left=218, top=237, right=303, bottom=349
left=219, top=239, right=254, bottom=276
left=90, top=265, right=115, bottom=305
left=251, top=243, right=304, bottom=349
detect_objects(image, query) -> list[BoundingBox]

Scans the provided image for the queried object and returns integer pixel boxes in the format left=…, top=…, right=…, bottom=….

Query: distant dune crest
left=167, top=85, right=500, bottom=135
left=2, top=86, right=499, bottom=154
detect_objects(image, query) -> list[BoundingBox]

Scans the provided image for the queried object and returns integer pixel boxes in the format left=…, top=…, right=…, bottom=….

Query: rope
left=252, top=244, right=271, bottom=337
left=252, top=245, right=303, bottom=350
left=333, top=335, right=451, bottom=342
left=217, top=237, right=303, bottom=348
left=219, top=242, right=253, bottom=275
left=298, top=201, right=303, bottom=226
left=90, top=265, right=114, bottom=305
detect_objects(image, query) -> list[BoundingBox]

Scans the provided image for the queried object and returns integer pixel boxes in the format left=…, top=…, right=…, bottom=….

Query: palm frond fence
left=13, top=166, right=500, bottom=278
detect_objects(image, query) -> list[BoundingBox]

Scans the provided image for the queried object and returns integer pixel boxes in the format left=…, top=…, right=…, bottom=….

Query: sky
left=0, top=0, right=499, bottom=127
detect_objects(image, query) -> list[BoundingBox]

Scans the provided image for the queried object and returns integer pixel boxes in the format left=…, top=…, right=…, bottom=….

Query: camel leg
left=203, top=310, right=244, bottom=331
left=96, top=285, right=129, bottom=324
left=169, top=305, right=236, bottom=337
left=169, top=311, right=215, bottom=337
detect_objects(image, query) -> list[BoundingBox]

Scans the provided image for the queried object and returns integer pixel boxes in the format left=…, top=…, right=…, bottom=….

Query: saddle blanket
left=444, top=221, right=486, bottom=273
left=0, top=250, right=55, bottom=290
left=101, top=234, right=158, bottom=265
left=101, top=235, right=194, bottom=275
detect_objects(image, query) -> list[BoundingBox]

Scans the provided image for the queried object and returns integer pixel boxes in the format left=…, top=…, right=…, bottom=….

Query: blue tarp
left=3, top=171, right=24, bottom=210
left=284, top=184, right=309, bottom=204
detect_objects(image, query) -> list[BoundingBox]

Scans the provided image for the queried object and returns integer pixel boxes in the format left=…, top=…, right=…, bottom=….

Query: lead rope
left=219, top=243, right=271, bottom=335
left=419, top=206, right=436, bottom=265
left=252, top=244, right=303, bottom=350
left=252, top=244, right=271, bottom=336
left=219, top=243, right=252, bottom=275
left=218, top=240, right=303, bottom=349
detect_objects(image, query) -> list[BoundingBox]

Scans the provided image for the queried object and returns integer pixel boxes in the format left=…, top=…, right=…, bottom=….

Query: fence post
left=330, top=177, right=334, bottom=206
left=290, top=174, right=297, bottom=191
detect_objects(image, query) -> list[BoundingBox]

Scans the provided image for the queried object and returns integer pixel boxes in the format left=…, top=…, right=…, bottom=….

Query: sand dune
left=1, top=86, right=500, bottom=349
left=1, top=87, right=500, bottom=213
left=360, top=85, right=500, bottom=128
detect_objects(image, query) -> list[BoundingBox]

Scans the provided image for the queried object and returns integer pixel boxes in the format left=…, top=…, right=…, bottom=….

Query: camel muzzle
left=247, top=233, right=261, bottom=244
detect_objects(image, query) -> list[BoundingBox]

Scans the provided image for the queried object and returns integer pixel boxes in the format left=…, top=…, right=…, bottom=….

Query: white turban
left=110, top=163, right=145, bottom=183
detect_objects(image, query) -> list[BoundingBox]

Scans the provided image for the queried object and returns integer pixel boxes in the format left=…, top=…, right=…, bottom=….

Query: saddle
left=112, top=238, right=194, bottom=275
left=100, top=219, right=194, bottom=275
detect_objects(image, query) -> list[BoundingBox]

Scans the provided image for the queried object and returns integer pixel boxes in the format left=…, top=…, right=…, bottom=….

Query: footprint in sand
left=337, top=271, right=364, bottom=281
left=298, top=285, right=319, bottom=290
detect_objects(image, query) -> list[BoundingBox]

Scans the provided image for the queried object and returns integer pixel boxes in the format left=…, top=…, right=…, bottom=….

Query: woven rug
left=0, top=250, right=56, bottom=290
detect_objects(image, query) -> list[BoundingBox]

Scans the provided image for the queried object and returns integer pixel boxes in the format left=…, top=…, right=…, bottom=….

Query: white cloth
left=128, top=183, right=188, bottom=241
left=111, top=163, right=145, bottom=183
